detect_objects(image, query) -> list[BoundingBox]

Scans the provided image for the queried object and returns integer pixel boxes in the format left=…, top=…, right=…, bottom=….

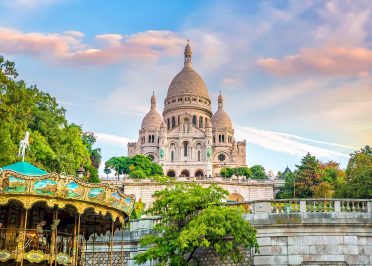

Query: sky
left=0, top=0, right=371, bottom=175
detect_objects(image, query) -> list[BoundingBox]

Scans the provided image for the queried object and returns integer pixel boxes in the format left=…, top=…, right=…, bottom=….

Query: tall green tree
left=134, top=184, right=258, bottom=265
left=0, top=55, right=99, bottom=181
left=335, top=145, right=372, bottom=198
left=250, top=165, right=268, bottom=180
left=292, top=153, right=321, bottom=198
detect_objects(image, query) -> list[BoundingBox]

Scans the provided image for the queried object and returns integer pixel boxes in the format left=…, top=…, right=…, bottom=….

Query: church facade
left=128, top=42, right=246, bottom=178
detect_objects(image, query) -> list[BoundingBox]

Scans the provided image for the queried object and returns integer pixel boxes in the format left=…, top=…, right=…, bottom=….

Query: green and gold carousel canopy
left=0, top=162, right=135, bottom=222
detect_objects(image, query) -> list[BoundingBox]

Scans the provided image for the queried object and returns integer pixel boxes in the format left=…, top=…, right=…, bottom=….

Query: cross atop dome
left=184, top=40, right=192, bottom=65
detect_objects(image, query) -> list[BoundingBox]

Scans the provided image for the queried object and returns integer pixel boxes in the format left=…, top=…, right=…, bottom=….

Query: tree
left=276, top=171, right=295, bottom=199
left=334, top=168, right=372, bottom=198
left=134, top=184, right=258, bottom=265
left=250, top=165, right=268, bottom=180
left=234, top=167, right=253, bottom=178
left=0, top=55, right=99, bottom=180
left=345, top=145, right=372, bottom=180
left=103, top=167, right=111, bottom=178
left=292, top=153, right=321, bottom=198
left=220, top=167, right=233, bottom=177
left=105, top=155, right=164, bottom=180
left=335, top=146, right=372, bottom=198
left=313, top=182, right=334, bottom=198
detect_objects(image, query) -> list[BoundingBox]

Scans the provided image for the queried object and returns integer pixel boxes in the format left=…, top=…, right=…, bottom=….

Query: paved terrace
left=83, top=198, right=372, bottom=266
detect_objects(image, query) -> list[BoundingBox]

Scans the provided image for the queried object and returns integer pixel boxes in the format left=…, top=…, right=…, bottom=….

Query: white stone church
left=128, top=42, right=247, bottom=178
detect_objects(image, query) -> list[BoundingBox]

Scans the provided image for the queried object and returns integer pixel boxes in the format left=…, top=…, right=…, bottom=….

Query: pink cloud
left=0, top=27, right=184, bottom=66
left=257, top=46, right=372, bottom=77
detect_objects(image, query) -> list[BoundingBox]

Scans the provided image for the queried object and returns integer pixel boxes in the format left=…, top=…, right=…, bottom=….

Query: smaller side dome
left=141, top=92, right=162, bottom=130
left=211, top=92, right=233, bottom=129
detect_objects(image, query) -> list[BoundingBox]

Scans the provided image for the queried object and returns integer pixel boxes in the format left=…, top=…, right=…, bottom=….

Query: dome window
left=192, top=115, right=197, bottom=126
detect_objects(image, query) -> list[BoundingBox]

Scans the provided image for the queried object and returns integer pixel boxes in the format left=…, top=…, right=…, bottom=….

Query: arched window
left=171, top=151, right=174, bottom=162
left=199, top=116, right=203, bottom=128
left=219, top=135, right=221, bottom=142
left=222, top=135, right=225, bottom=142
left=198, top=151, right=201, bottom=161
left=167, top=118, right=170, bottom=130
left=172, top=117, right=176, bottom=128
left=192, top=115, right=197, bottom=126
left=178, top=116, right=180, bottom=126
left=148, top=135, right=151, bottom=143
left=167, top=170, right=176, bottom=177
left=213, top=136, right=215, bottom=143
left=183, top=141, right=188, bottom=157
left=205, top=117, right=208, bottom=126
left=152, top=135, right=155, bottom=143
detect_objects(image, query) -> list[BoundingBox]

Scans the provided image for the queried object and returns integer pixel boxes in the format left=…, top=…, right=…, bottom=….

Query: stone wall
left=87, top=199, right=372, bottom=266
left=82, top=251, right=130, bottom=266
left=116, top=179, right=274, bottom=209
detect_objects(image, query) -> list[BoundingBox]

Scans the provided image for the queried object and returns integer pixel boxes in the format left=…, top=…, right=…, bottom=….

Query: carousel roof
left=1, top=161, right=48, bottom=176
left=0, top=162, right=135, bottom=223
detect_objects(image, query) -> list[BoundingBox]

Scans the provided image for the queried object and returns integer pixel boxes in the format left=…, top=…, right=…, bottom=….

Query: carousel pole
left=110, top=220, right=114, bottom=266
left=53, top=209, right=58, bottom=266
left=75, top=213, right=81, bottom=266
left=20, top=208, right=28, bottom=266
left=120, top=220, right=125, bottom=266
left=73, top=215, right=77, bottom=266
left=92, top=216, right=96, bottom=265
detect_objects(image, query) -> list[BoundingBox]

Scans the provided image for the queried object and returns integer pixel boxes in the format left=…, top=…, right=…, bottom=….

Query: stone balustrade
left=83, top=199, right=372, bottom=266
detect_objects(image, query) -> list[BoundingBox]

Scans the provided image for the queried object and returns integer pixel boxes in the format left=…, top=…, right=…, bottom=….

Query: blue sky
left=0, top=0, right=371, bottom=175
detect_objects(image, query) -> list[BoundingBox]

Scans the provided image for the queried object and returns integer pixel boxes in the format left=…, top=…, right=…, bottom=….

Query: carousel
left=0, top=161, right=135, bottom=266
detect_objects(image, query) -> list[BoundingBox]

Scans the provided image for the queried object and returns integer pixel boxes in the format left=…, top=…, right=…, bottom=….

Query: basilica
left=128, top=41, right=246, bottom=178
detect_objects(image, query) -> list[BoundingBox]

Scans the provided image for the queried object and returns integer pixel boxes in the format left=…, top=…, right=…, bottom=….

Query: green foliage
left=335, top=146, right=372, bottom=199
left=105, top=154, right=163, bottom=179
left=0, top=55, right=99, bottom=180
left=250, top=165, right=268, bottom=180
left=129, top=169, right=147, bottom=178
left=134, top=184, right=257, bottom=265
left=180, top=206, right=258, bottom=263
left=220, top=167, right=252, bottom=178
left=103, top=167, right=111, bottom=178
left=345, top=145, right=372, bottom=180
left=335, top=168, right=372, bottom=198
left=220, top=167, right=233, bottom=177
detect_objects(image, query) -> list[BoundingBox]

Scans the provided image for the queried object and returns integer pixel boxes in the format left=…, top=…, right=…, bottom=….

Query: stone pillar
left=300, top=201, right=306, bottom=213
left=253, top=201, right=271, bottom=219
left=367, top=201, right=372, bottom=213
left=334, top=200, right=341, bottom=213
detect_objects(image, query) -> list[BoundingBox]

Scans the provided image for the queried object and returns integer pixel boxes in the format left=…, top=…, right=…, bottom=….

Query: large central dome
left=167, top=66, right=209, bottom=98
left=166, top=41, right=210, bottom=99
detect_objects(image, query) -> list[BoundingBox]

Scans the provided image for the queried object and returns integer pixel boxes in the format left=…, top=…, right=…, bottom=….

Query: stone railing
left=101, top=176, right=273, bottom=184
left=227, top=198, right=372, bottom=216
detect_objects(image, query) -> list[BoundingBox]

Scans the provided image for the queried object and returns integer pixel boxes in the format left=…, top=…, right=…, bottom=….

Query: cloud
left=235, top=125, right=350, bottom=159
left=95, top=133, right=134, bottom=146
left=257, top=46, right=372, bottom=77
left=0, top=27, right=184, bottom=66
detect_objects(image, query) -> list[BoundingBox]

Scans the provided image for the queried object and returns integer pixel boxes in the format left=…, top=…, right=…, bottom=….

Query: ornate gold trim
left=56, top=252, right=70, bottom=266
left=0, top=249, right=12, bottom=262
left=24, top=250, right=47, bottom=263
